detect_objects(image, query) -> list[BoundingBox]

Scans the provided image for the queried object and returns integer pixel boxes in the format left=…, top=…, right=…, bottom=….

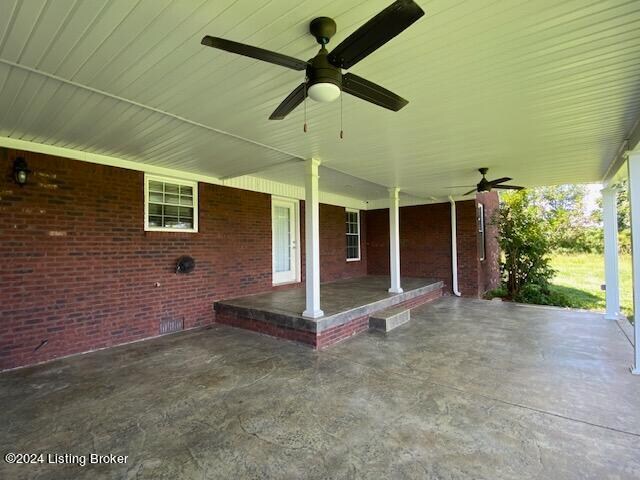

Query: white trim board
left=0, top=136, right=368, bottom=210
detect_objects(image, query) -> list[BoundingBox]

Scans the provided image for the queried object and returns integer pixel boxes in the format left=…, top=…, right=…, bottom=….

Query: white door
left=272, top=198, right=298, bottom=284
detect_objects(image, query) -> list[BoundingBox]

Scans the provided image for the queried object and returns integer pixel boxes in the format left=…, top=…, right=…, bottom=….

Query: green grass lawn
left=549, top=252, right=633, bottom=317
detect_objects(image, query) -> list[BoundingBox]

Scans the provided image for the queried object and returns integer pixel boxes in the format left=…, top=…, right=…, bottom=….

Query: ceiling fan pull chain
left=339, top=90, right=344, bottom=139
left=303, top=80, right=308, bottom=133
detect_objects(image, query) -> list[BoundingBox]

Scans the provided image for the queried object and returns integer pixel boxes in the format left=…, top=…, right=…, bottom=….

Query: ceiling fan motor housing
left=307, top=49, right=342, bottom=89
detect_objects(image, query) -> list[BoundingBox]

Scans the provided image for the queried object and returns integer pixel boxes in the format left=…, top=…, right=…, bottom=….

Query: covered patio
left=1, top=297, right=638, bottom=479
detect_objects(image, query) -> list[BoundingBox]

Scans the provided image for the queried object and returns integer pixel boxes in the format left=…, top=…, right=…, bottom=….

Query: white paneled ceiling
left=0, top=0, right=639, bottom=201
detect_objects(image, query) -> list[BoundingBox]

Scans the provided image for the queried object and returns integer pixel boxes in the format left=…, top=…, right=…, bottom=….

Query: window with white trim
left=346, top=209, right=360, bottom=261
left=477, top=203, right=485, bottom=261
left=145, top=174, right=198, bottom=232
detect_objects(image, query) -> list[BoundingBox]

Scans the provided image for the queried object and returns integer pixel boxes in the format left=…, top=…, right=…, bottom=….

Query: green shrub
left=514, top=283, right=571, bottom=307
left=494, top=191, right=555, bottom=298
left=485, top=287, right=507, bottom=300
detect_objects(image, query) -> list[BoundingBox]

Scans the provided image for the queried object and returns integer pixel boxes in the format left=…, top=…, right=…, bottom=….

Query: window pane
left=180, top=185, right=193, bottom=196
left=180, top=196, right=193, bottom=206
left=179, top=207, right=193, bottom=219
left=149, top=180, right=163, bottom=192
left=164, top=205, right=179, bottom=217
left=163, top=216, right=180, bottom=228
left=149, top=192, right=163, bottom=203
left=165, top=183, right=179, bottom=195
left=148, top=203, right=162, bottom=215
left=148, top=215, right=162, bottom=227
left=165, top=194, right=179, bottom=205
left=273, top=206, right=291, bottom=272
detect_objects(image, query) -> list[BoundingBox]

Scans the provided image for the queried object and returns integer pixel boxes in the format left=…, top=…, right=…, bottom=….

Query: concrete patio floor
left=1, top=297, right=639, bottom=479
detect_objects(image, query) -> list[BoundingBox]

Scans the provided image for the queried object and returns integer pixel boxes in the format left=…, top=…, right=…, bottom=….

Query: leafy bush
left=494, top=190, right=555, bottom=298
left=485, top=287, right=507, bottom=300
left=514, top=283, right=571, bottom=307
left=618, top=229, right=632, bottom=255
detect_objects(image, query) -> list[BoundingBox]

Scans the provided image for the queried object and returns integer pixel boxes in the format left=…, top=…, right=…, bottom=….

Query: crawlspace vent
left=160, top=317, right=184, bottom=335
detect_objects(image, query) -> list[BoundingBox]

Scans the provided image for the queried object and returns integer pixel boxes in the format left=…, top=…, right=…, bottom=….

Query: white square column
left=302, top=158, right=324, bottom=319
left=627, top=152, right=640, bottom=374
left=388, top=187, right=403, bottom=293
left=602, top=186, right=621, bottom=320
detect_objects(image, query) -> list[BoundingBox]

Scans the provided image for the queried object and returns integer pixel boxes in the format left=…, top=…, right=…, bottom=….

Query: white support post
left=302, top=158, right=324, bottom=319
left=627, top=152, right=640, bottom=374
left=388, top=187, right=403, bottom=294
left=602, top=186, right=621, bottom=320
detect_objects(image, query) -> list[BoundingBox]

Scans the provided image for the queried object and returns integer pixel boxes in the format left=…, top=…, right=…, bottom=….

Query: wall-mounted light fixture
left=13, top=157, right=30, bottom=186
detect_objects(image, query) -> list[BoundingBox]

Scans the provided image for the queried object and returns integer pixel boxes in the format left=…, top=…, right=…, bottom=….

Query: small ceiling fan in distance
left=201, top=0, right=425, bottom=120
left=452, top=168, right=525, bottom=196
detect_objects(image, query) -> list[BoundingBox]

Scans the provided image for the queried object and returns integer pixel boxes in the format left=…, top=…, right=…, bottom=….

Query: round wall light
left=13, top=157, right=30, bottom=186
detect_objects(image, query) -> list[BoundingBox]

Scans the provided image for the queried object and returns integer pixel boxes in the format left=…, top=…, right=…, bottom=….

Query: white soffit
left=0, top=0, right=639, bottom=201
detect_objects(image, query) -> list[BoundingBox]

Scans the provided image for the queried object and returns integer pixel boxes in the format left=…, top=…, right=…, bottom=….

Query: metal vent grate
left=160, top=317, right=184, bottom=335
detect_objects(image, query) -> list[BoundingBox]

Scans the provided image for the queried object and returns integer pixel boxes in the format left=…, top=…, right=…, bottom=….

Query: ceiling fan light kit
left=307, top=83, right=341, bottom=103
left=201, top=0, right=425, bottom=120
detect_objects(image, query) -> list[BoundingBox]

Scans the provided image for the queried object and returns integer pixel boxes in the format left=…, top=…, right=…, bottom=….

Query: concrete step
left=369, top=306, right=411, bottom=332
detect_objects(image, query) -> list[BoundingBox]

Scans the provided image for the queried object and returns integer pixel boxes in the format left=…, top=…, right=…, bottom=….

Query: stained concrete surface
left=1, top=297, right=639, bottom=479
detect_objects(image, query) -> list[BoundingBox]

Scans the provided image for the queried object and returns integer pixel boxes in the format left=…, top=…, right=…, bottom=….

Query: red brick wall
left=366, top=197, right=500, bottom=297
left=320, top=204, right=367, bottom=282
left=0, top=150, right=366, bottom=370
left=477, top=192, right=500, bottom=294
left=366, top=204, right=453, bottom=289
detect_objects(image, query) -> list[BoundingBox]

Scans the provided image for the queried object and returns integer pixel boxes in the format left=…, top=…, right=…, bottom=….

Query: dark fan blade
left=269, top=83, right=307, bottom=120
left=463, top=188, right=478, bottom=196
left=342, top=73, right=408, bottom=111
left=488, top=177, right=512, bottom=186
left=201, top=36, right=307, bottom=71
left=494, top=185, right=524, bottom=191
left=328, top=0, right=425, bottom=69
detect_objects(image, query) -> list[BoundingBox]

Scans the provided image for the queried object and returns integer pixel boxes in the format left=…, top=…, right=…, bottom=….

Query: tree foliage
left=494, top=190, right=555, bottom=298
left=526, top=184, right=590, bottom=249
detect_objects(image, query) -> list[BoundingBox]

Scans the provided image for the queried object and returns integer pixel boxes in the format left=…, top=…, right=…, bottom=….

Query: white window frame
left=478, top=203, right=486, bottom=261
left=346, top=208, right=361, bottom=262
left=144, top=174, right=198, bottom=233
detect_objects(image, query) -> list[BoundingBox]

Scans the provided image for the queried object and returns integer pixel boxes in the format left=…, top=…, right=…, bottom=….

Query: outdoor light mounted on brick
left=176, top=256, right=195, bottom=274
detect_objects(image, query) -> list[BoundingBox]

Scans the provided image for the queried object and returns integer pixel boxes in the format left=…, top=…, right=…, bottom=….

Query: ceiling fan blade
left=342, top=73, right=408, bottom=111
left=201, top=36, right=308, bottom=71
left=494, top=185, right=524, bottom=191
left=463, top=188, right=478, bottom=196
left=488, top=177, right=512, bottom=186
left=269, top=83, right=307, bottom=120
left=327, top=0, right=425, bottom=69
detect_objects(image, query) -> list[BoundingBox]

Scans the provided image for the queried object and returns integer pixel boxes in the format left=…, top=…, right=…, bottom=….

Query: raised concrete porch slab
left=214, top=276, right=443, bottom=348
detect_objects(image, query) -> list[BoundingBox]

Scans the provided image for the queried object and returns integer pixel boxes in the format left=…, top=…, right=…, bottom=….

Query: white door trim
left=272, top=197, right=300, bottom=285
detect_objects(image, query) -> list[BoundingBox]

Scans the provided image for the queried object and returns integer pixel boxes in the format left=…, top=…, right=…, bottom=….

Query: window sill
left=144, top=227, right=198, bottom=233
